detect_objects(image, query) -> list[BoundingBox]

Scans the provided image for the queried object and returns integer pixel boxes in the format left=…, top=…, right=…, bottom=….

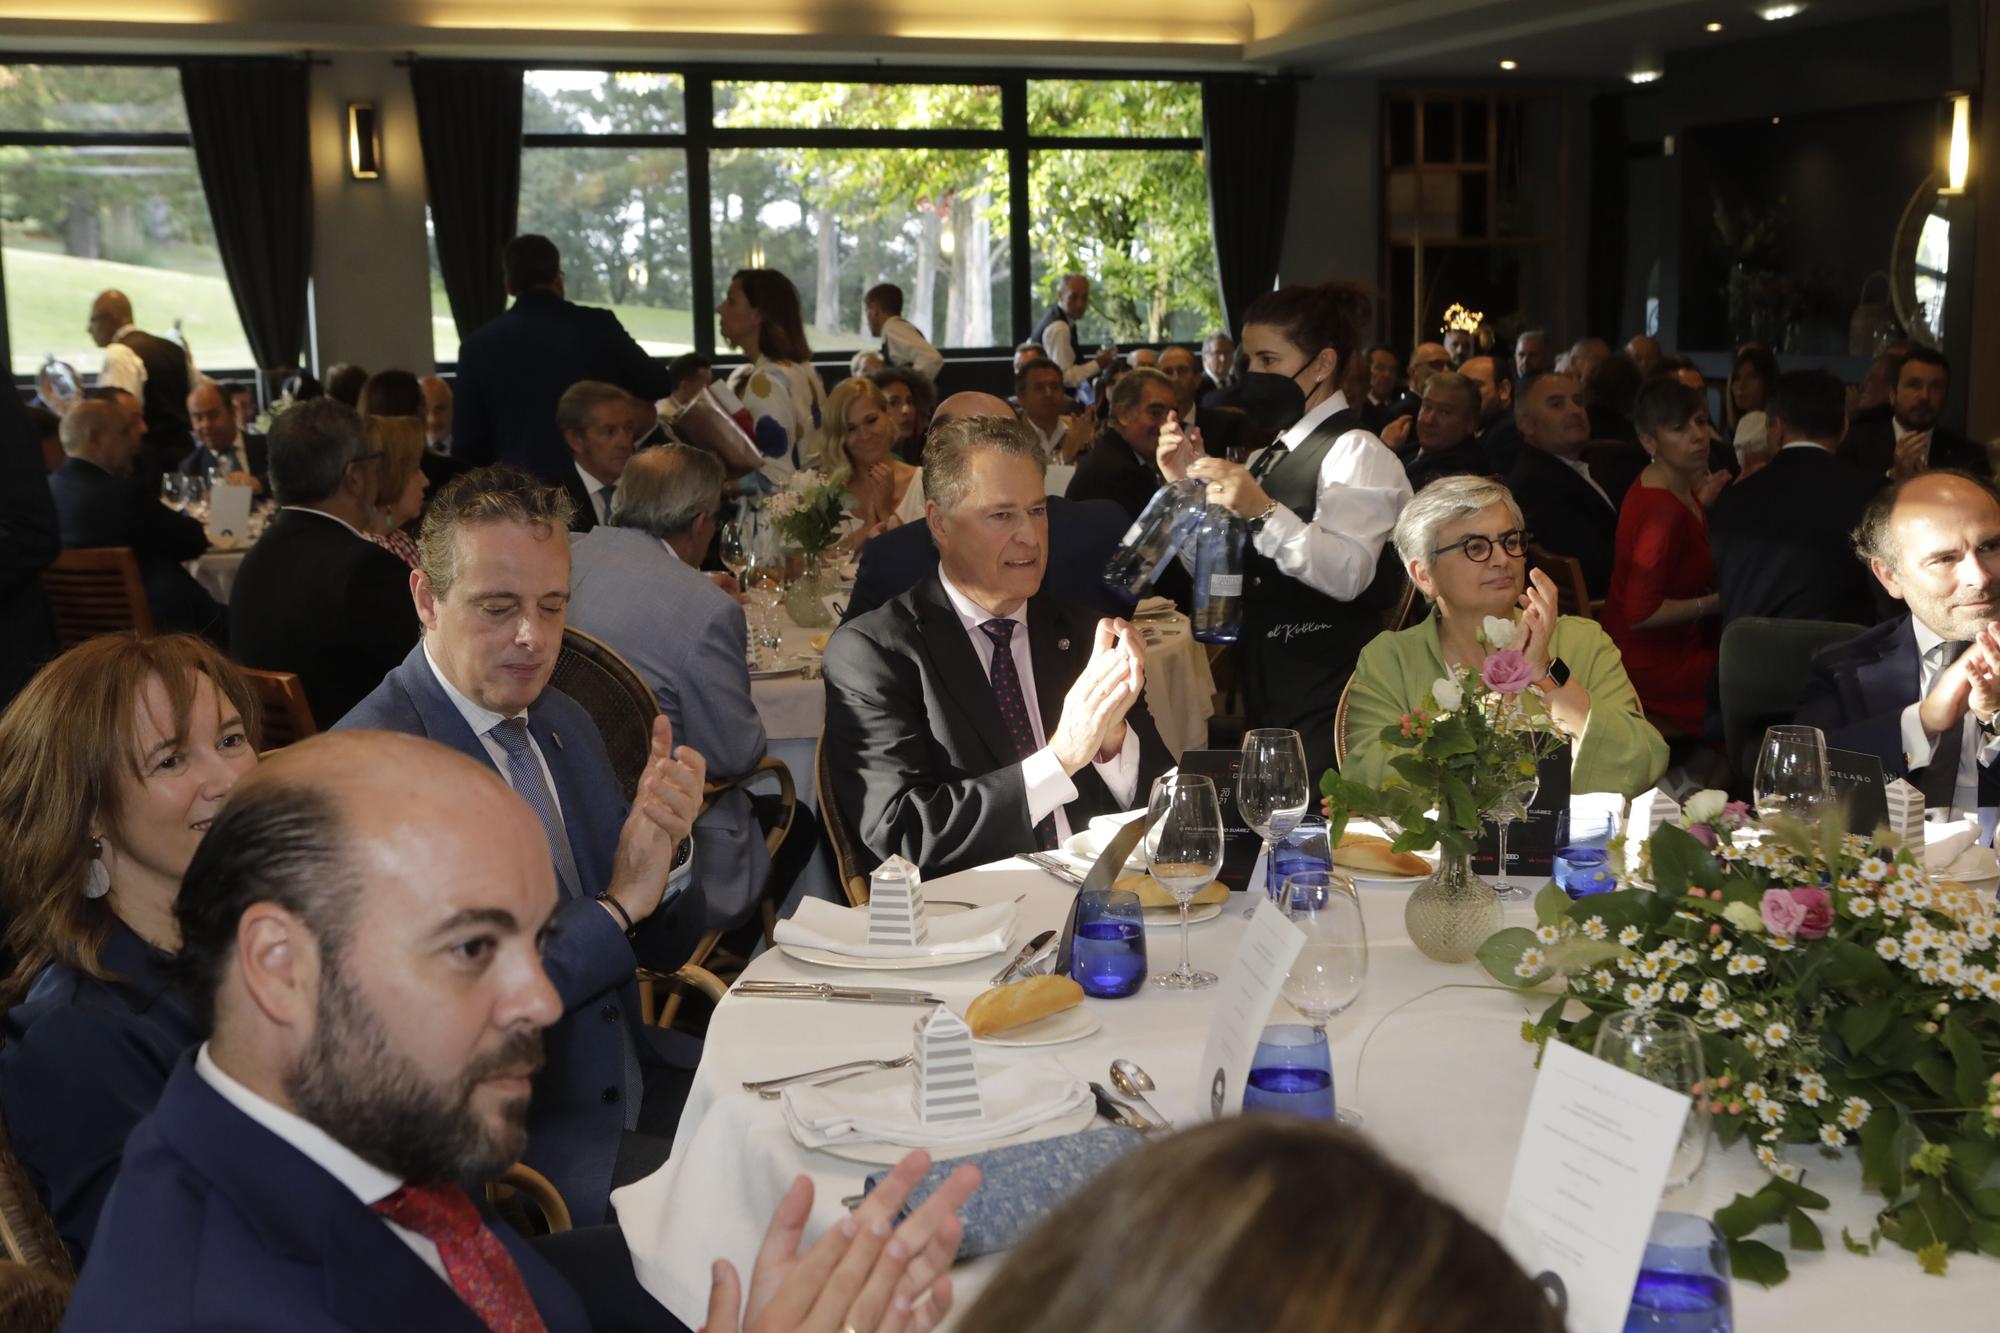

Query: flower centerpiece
left=1321, top=615, right=1566, bottom=962
left=1479, top=803, right=2000, bottom=1284
left=765, top=470, right=853, bottom=628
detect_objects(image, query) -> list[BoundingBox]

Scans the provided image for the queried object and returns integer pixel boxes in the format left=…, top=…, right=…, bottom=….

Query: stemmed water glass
left=160, top=474, right=186, bottom=512
left=1593, top=1009, right=1710, bottom=1190
left=1238, top=728, right=1310, bottom=918
left=1145, top=774, right=1224, bottom=990
left=1281, top=870, right=1368, bottom=1123
left=720, top=514, right=756, bottom=666
left=1753, top=724, right=1830, bottom=823
left=1490, top=775, right=1540, bottom=901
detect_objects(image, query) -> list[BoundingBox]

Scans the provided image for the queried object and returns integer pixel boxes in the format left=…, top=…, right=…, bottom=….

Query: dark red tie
left=373, top=1182, right=548, bottom=1333
left=980, top=618, right=1059, bottom=851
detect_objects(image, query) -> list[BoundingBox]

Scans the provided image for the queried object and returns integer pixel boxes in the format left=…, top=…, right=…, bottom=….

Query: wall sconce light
left=1942, top=92, right=1971, bottom=195
left=347, top=102, right=382, bottom=181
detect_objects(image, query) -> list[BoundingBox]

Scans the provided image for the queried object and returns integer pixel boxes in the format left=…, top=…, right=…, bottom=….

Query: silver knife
left=1021, top=852, right=1088, bottom=888
left=734, top=982, right=941, bottom=1005
left=990, top=929, right=1057, bottom=985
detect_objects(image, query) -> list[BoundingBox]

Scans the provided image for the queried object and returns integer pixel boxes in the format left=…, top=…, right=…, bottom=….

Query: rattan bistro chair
left=816, top=727, right=874, bottom=907
left=0, top=1107, right=70, bottom=1283
left=41, top=548, right=152, bottom=650
left=548, top=627, right=657, bottom=803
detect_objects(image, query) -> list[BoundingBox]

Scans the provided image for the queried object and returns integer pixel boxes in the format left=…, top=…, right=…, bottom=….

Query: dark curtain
left=179, top=59, right=312, bottom=370
left=411, top=61, right=524, bottom=342
left=1585, top=92, right=1629, bottom=345
left=1202, top=78, right=1299, bottom=336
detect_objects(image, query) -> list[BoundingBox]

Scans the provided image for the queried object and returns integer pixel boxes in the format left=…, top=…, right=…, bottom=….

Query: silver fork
left=743, top=1054, right=915, bottom=1097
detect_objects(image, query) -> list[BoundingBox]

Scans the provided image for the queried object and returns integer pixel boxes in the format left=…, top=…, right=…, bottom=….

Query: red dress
left=1600, top=482, right=1718, bottom=735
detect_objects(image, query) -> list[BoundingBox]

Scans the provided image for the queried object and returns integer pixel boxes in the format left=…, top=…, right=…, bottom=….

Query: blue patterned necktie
left=490, top=718, right=583, bottom=899
left=979, top=619, right=1059, bottom=851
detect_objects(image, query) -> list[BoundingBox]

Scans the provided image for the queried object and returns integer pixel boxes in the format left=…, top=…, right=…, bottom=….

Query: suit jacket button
left=602, top=1003, right=620, bottom=1022
left=602, top=1087, right=621, bottom=1104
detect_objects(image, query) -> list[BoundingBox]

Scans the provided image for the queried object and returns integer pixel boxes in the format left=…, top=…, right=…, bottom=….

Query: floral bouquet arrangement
left=765, top=470, right=853, bottom=559
left=1480, top=804, right=2000, bottom=1284
left=1321, top=615, right=1564, bottom=857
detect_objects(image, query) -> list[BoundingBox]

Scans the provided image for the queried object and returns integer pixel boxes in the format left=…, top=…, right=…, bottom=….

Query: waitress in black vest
left=1161, top=282, right=1413, bottom=781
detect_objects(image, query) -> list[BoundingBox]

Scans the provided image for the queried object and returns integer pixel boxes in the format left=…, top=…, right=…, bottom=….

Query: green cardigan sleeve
left=1557, top=616, right=1669, bottom=796
left=1337, top=624, right=1433, bottom=793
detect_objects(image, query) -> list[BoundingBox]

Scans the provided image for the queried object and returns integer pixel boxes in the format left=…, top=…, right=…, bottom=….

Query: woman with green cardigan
left=1341, top=475, right=1667, bottom=797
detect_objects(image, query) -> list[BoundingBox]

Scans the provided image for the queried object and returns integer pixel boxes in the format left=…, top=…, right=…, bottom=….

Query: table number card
left=1197, top=895, right=1305, bottom=1119
left=1498, top=1041, right=1692, bottom=1333
left=1176, top=750, right=1265, bottom=893
left=911, top=1007, right=982, bottom=1124
left=205, top=483, right=253, bottom=543
left=867, top=854, right=928, bottom=947
left=1824, top=746, right=1888, bottom=837
left=1884, top=777, right=1924, bottom=848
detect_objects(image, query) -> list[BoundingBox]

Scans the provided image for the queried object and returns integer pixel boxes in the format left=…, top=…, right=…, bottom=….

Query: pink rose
left=1760, top=888, right=1807, bottom=938
left=1723, top=800, right=1751, bottom=825
left=1687, top=823, right=1718, bottom=849
left=1481, top=649, right=1538, bottom=695
left=1789, top=886, right=1833, bottom=940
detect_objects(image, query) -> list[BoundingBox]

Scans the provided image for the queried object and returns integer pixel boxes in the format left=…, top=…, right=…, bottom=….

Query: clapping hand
left=1892, top=431, right=1931, bottom=482
left=1050, top=619, right=1145, bottom=774
left=1378, top=416, right=1414, bottom=453
left=606, top=714, right=706, bottom=925
left=1514, top=567, right=1561, bottom=673
left=1923, top=627, right=2000, bottom=737
left=1695, top=469, right=1730, bottom=507
left=1155, top=411, right=1204, bottom=482
left=706, top=1151, right=981, bottom=1333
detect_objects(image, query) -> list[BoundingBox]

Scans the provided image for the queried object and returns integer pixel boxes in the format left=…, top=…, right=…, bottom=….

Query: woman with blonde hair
left=816, top=376, right=926, bottom=546
left=959, top=1118, right=1562, bottom=1333
left=361, top=414, right=430, bottom=568
left=0, top=634, right=261, bottom=1263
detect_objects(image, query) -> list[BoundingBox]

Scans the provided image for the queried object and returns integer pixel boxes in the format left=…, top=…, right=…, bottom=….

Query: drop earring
left=84, top=837, right=110, bottom=899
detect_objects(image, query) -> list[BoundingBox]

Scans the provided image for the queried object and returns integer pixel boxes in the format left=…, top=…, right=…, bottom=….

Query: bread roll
left=1112, top=872, right=1229, bottom=909
left=966, top=975, right=1085, bottom=1037
left=1333, top=833, right=1431, bottom=877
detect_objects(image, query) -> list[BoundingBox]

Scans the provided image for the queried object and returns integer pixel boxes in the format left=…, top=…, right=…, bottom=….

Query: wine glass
left=1281, top=870, right=1368, bottom=1124
left=1593, top=1009, right=1710, bottom=1190
left=1490, top=775, right=1540, bottom=901
left=1145, top=774, right=1224, bottom=990
left=160, top=473, right=186, bottom=512
left=1753, top=724, right=1830, bottom=823
left=1238, top=728, right=1310, bottom=918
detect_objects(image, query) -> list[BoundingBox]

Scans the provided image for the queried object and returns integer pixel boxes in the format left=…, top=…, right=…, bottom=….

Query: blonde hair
left=813, top=376, right=891, bottom=485
left=958, top=1118, right=1561, bottom=1333
left=363, top=414, right=426, bottom=517
left=0, top=634, right=261, bottom=1005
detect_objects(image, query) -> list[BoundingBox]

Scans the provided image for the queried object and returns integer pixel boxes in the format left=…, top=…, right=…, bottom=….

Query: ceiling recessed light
left=1628, top=70, right=1663, bottom=85
left=1771, top=116, right=1782, bottom=125
left=1705, top=21, right=1724, bottom=32
left=1498, top=59, right=1518, bottom=71
left=1758, top=3, right=1805, bottom=20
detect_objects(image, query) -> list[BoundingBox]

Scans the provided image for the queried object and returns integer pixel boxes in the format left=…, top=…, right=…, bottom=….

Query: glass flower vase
left=783, top=550, right=836, bottom=628
left=1404, top=848, right=1504, bottom=964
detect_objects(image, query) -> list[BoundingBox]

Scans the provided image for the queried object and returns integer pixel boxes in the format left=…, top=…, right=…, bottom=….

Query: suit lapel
left=1025, top=597, right=1075, bottom=744
left=911, top=573, right=1016, bottom=769
left=1857, top=617, right=1920, bottom=721
left=394, top=644, right=495, bottom=769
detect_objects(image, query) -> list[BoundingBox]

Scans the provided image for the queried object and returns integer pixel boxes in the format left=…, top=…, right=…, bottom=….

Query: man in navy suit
left=336, top=465, right=706, bottom=1226
left=1795, top=471, right=2000, bottom=821
left=179, top=380, right=267, bottom=492
left=453, top=235, right=675, bottom=483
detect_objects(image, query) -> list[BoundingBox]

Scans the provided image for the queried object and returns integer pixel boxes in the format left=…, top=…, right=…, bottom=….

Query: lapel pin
left=551, top=730, right=564, bottom=751
left=1057, top=637, right=1070, bottom=651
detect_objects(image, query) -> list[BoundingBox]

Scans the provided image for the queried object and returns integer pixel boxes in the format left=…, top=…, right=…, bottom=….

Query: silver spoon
left=1109, top=1059, right=1173, bottom=1131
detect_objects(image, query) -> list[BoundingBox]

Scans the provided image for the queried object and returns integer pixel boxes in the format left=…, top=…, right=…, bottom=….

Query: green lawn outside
left=4, top=245, right=253, bottom=376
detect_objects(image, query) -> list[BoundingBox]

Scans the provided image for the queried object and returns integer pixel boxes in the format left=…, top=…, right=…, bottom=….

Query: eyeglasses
left=347, top=451, right=384, bottom=467
left=1433, top=529, right=1531, bottom=563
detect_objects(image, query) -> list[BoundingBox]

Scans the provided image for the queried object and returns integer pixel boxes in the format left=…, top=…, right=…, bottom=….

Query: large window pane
left=714, top=82, right=1000, bottom=130
left=524, top=70, right=685, bottom=135
left=1028, top=80, right=1199, bottom=138
left=1029, top=147, right=1218, bottom=344
left=426, top=214, right=457, bottom=365
left=711, top=147, right=1008, bottom=351
left=524, top=146, right=694, bottom=356
left=0, top=63, right=187, bottom=133
left=2, top=144, right=251, bottom=375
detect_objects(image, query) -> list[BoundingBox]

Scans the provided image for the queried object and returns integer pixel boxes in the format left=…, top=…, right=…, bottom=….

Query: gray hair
left=1423, top=370, right=1479, bottom=416
left=1392, top=475, right=1525, bottom=574
left=556, top=381, right=633, bottom=438
left=609, top=445, right=723, bottom=540
left=923, top=416, right=1047, bottom=513
left=268, top=397, right=368, bottom=506
left=1109, top=366, right=1174, bottom=420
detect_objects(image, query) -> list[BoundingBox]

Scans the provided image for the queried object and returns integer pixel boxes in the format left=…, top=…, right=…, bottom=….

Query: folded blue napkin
left=861, top=1125, right=1144, bottom=1258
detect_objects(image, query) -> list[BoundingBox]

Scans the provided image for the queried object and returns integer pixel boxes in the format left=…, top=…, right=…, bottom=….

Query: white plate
left=1337, top=867, right=1432, bottom=887
left=1143, top=902, right=1223, bottom=926
left=775, top=941, right=1012, bottom=971
left=809, top=1076, right=1099, bottom=1165
left=1063, top=828, right=1146, bottom=872
left=750, top=661, right=809, bottom=680
left=969, top=1005, right=1101, bottom=1048
left=1936, top=844, right=2000, bottom=887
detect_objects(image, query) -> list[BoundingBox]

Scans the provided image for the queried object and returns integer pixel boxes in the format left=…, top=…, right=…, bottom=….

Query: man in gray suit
left=569, top=445, right=773, bottom=930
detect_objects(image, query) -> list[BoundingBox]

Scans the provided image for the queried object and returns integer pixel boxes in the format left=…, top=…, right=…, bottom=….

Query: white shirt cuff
left=1091, top=724, right=1141, bottom=808
left=1901, top=702, right=1937, bottom=771
left=1251, top=501, right=1304, bottom=559
left=1022, top=746, right=1080, bottom=826
left=665, top=845, right=695, bottom=904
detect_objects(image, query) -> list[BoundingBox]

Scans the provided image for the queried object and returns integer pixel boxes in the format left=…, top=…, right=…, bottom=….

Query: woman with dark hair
left=716, top=268, right=826, bottom=487
left=357, top=367, right=424, bottom=419
left=1724, top=341, right=1778, bottom=437
left=1600, top=377, right=1728, bottom=735
left=0, top=634, right=261, bottom=1263
left=1158, top=281, right=1412, bottom=779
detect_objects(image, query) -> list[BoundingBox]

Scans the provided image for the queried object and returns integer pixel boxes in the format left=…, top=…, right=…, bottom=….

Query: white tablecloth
left=188, top=548, right=245, bottom=604
left=613, top=852, right=2000, bottom=1329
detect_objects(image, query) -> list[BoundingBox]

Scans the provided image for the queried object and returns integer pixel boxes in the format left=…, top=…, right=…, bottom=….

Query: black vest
left=1030, top=304, right=1077, bottom=353
left=1245, top=407, right=1404, bottom=626
left=116, top=329, right=193, bottom=437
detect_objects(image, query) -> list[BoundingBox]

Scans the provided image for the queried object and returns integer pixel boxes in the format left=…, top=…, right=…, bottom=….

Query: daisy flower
left=1755, top=1145, right=1779, bottom=1167
left=1847, top=895, right=1877, bottom=919
left=1757, top=1100, right=1786, bottom=1126
left=1858, top=857, right=1890, bottom=882
left=1668, top=980, right=1692, bottom=1004
left=1876, top=936, right=1903, bottom=962
left=1839, top=1097, right=1872, bottom=1130
left=1698, top=981, right=1725, bottom=1011
left=1581, top=916, right=1608, bottom=941
left=1623, top=983, right=1650, bottom=1006
left=1744, top=1082, right=1767, bottom=1104
left=1535, top=925, right=1559, bottom=945
left=1714, top=1008, right=1743, bottom=1031
left=1764, top=1021, right=1791, bottom=1046
left=1618, top=925, right=1642, bottom=948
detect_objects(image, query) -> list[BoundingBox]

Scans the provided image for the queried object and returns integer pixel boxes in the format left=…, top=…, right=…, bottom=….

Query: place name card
left=911, top=1007, right=982, bottom=1124
left=1498, top=1041, right=1691, bottom=1333
left=1825, top=745, right=1887, bottom=838
left=205, top=482, right=253, bottom=542
left=1885, top=777, right=1923, bottom=847
left=1472, top=740, right=1572, bottom=880
left=1197, top=895, right=1305, bottom=1119
left=867, top=854, right=928, bottom=947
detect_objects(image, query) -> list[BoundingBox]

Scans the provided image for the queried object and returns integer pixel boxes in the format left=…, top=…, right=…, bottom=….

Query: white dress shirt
left=1041, top=319, right=1099, bottom=390
left=935, top=568, right=1139, bottom=840
left=95, top=322, right=199, bottom=399
left=194, top=1044, right=447, bottom=1283
left=1900, top=617, right=2000, bottom=819
left=281, top=505, right=369, bottom=540
left=1023, top=413, right=1067, bottom=458
left=574, top=461, right=616, bottom=524
left=879, top=315, right=944, bottom=381
left=1244, top=390, right=1414, bottom=601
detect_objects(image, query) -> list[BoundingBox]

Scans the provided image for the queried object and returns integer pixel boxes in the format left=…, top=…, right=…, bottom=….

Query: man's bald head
left=188, top=381, right=235, bottom=451
left=87, top=290, right=133, bottom=348
left=934, top=391, right=1015, bottom=427
left=1856, top=471, right=2000, bottom=640
left=420, top=375, right=453, bottom=445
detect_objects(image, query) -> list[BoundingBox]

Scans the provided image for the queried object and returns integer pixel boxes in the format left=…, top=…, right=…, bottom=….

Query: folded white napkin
left=774, top=898, right=1017, bottom=959
left=1086, top=810, right=1147, bottom=839
left=781, top=1061, right=1091, bottom=1150
left=1924, top=824, right=1981, bottom=876
left=1133, top=595, right=1176, bottom=618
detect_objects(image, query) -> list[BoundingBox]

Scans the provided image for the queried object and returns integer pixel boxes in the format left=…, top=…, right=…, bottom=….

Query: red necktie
left=980, top=618, right=1059, bottom=851
left=372, top=1182, right=549, bottom=1333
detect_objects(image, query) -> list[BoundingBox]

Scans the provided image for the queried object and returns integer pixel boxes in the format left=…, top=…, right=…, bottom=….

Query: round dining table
left=611, top=844, right=1999, bottom=1328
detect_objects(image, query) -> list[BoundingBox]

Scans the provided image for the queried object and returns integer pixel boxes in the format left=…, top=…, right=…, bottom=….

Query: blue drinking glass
left=1242, top=1023, right=1335, bottom=1119
left=1072, top=887, right=1147, bottom=998
left=1625, top=1211, right=1732, bottom=1333
left=1270, top=818, right=1334, bottom=902
left=1556, top=806, right=1619, bottom=899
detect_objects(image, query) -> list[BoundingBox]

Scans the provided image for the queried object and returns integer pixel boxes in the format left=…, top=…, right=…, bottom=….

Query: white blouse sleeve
left=1250, top=429, right=1413, bottom=602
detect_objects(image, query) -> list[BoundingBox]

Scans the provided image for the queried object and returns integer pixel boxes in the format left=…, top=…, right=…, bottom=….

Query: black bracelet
left=596, top=892, right=636, bottom=937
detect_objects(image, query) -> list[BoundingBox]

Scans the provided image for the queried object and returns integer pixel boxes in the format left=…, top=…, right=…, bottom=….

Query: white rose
left=1684, top=788, right=1727, bottom=827
left=1431, top=676, right=1463, bottom=712
left=1481, top=614, right=1518, bottom=650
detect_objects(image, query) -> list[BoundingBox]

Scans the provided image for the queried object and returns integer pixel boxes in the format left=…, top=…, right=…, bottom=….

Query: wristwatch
left=1531, top=658, right=1571, bottom=695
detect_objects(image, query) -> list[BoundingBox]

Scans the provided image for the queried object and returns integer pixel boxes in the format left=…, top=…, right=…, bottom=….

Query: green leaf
left=1426, top=712, right=1476, bottom=757
left=1787, top=1205, right=1825, bottom=1252
left=1942, top=1016, right=1986, bottom=1106
left=1971, top=1219, right=2000, bottom=1259
left=1832, top=1001, right=1894, bottom=1055
left=1533, top=882, right=1569, bottom=928
left=1725, top=1237, right=1789, bottom=1287
left=1475, top=927, right=1544, bottom=987
left=1714, top=1183, right=1790, bottom=1239
left=1820, top=940, right=1895, bottom=992
left=1647, top=823, right=1722, bottom=897
left=1841, top=1226, right=1879, bottom=1256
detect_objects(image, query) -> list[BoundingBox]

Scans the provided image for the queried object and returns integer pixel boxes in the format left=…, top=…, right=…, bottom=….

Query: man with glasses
left=230, top=397, right=417, bottom=727
left=1504, top=369, right=1619, bottom=598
